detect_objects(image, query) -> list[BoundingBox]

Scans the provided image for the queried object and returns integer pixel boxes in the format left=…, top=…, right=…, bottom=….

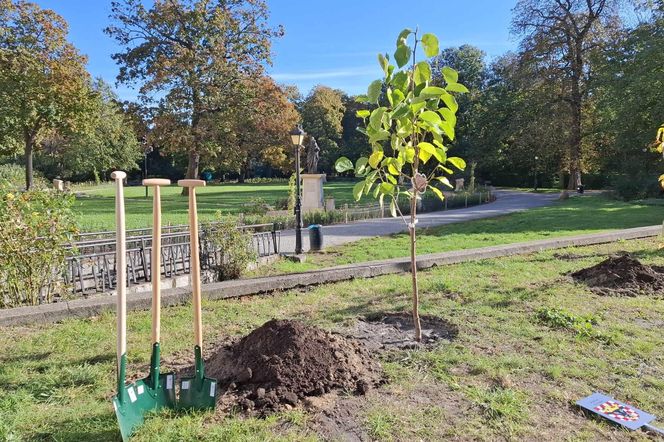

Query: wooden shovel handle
left=179, top=181, right=204, bottom=348
left=143, top=178, right=171, bottom=187
left=147, top=180, right=170, bottom=344
left=178, top=179, right=206, bottom=188
left=112, top=171, right=127, bottom=362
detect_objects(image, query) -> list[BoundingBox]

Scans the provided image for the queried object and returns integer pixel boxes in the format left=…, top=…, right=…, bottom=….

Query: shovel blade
left=178, top=375, right=217, bottom=410
left=113, top=374, right=176, bottom=440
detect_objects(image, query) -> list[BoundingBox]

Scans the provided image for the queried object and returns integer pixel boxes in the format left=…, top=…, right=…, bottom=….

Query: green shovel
left=135, top=179, right=176, bottom=408
left=112, top=175, right=176, bottom=441
left=177, top=179, right=218, bottom=410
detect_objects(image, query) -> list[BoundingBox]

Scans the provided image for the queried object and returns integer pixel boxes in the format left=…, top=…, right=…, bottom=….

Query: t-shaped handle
left=111, top=171, right=126, bottom=181
left=143, top=178, right=171, bottom=187
left=177, top=179, right=206, bottom=188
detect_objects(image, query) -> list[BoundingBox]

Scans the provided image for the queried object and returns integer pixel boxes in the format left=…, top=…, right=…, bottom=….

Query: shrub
left=242, top=196, right=272, bottom=216
left=0, top=188, right=78, bottom=307
left=610, top=174, right=662, bottom=201
left=0, top=163, right=47, bottom=191
left=202, top=214, right=256, bottom=281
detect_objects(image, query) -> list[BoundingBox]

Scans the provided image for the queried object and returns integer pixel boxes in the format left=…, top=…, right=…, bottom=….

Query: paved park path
left=280, top=189, right=559, bottom=253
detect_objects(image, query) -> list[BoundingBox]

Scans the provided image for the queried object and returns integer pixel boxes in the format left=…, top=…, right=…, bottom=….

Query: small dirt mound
left=571, top=252, right=664, bottom=297
left=348, top=312, right=458, bottom=351
left=207, top=319, right=382, bottom=413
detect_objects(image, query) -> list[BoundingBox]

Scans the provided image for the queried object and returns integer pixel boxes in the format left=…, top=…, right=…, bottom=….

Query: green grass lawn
left=258, top=195, right=664, bottom=274
left=71, top=181, right=358, bottom=232
left=1, top=238, right=662, bottom=440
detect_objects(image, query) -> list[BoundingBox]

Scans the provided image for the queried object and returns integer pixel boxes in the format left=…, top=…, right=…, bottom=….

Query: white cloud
left=270, top=66, right=378, bottom=81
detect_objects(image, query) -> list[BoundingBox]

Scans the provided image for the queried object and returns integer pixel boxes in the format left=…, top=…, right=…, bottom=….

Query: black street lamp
left=533, top=155, right=539, bottom=191
left=142, top=137, right=153, bottom=198
left=290, top=126, right=306, bottom=255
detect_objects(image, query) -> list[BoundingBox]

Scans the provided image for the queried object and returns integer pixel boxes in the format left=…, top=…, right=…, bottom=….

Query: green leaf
left=420, top=86, right=446, bottom=97
left=413, top=61, right=431, bottom=85
left=446, top=82, right=469, bottom=93
left=367, top=79, right=383, bottom=103
left=396, top=28, right=412, bottom=46
left=442, top=66, right=459, bottom=84
left=420, top=110, right=442, bottom=124
left=430, top=185, right=445, bottom=201
left=389, top=198, right=397, bottom=217
left=356, top=109, right=370, bottom=119
left=391, top=71, right=409, bottom=92
left=394, top=44, right=411, bottom=68
left=392, top=89, right=405, bottom=104
left=418, top=142, right=436, bottom=156
left=378, top=53, right=389, bottom=75
left=380, top=182, right=395, bottom=195
left=369, top=107, right=386, bottom=130
left=353, top=181, right=365, bottom=202
left=404, top=147, right=416, bottom=163
left=355, top=94, right=369, bottom=103
left=355, top=157, right=369, bottom=176
left=447, top=156, right=466, bottom=170
left=390, top=103, right=407, bottom=120
left=369, top=150, right=384, bottom=168
left=421, top=33, right=440, bottom=58
left=438, top=107, right=456, bottom=125
left=441, top=92, right=458, bottom=113
left=439, top=120, right=455, bottom=140
left=436, top=176, right=453, bottom=188
left=387, top=158, right=402, bottom=175
left=437, top=164, right=453, bottom=174
left=335, top=157, right=354, bottom=173
left=418, top=148, right=433, bottom=164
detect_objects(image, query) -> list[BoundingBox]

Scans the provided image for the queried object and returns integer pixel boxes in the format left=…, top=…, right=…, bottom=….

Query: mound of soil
left=206, top=319, right=382, bottom=412
left=571, top=252, right=664, bottom=297
left=347, top=312, right=458, bottom=351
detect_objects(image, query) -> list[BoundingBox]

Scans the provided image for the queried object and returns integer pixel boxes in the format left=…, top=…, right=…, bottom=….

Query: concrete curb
left=2, top=225, right=660, bottom=327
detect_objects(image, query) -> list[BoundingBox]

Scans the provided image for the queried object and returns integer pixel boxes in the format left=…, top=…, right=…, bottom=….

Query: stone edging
left=1, top=225, right=660, bottom=327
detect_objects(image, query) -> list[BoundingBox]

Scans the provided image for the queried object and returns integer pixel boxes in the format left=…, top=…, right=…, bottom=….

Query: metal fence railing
left=62, top=223, right=281, bottom=295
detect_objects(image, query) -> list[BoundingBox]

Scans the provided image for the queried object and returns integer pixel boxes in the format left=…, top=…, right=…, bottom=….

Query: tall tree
left=222, top=76, right=300, bottom=180
left=300, top=85, right=345, bottom=172
left=512, top=0, right=621, bottom=190
left=38, top=79, right=142, bottom=182
left=0, top=0, right=94, bottom=189
left=106, top=0, right=283, bottom=194
left=431, top=45, right=488, bottom=187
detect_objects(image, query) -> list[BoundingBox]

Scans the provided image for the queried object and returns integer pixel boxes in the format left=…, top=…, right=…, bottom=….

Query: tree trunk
left=181, top=150, right=200, bottom=196
left=568, top=41, right=584, bottom=191
left=24, top=130, right=34, bottom=190
left=409, top=193, right=422, bottom=342
left=183, top=90, right=202, bottom=196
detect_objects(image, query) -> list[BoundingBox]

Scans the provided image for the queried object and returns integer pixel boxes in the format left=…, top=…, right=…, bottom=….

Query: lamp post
left=533, top=155, right=539, bottom=191
left=290, top=126, right=306, bottom=255
left=142, top=137, right=153, bottom=198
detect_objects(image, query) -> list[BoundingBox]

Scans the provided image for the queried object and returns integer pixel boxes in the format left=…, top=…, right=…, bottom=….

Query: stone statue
left=306, top=136, right=320, bottom=174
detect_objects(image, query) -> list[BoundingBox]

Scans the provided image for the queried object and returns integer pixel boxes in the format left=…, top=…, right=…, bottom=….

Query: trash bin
left=577, top=185, right=585, bottom=194
left=308, top=224, right=323, bottom=251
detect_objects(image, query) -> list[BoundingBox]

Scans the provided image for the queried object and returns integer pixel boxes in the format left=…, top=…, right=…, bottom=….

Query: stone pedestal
left=301, top=174, right=326, bottom=211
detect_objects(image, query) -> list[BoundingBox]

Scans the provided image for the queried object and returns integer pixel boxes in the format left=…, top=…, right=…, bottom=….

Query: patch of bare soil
left=205, top=319, right=383, bottom=413
left=346, top=312, right=458, bottom=351
left=571, top=252, right=664, bottom=297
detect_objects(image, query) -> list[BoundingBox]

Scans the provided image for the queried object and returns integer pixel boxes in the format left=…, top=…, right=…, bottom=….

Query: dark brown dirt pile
left=571, top=252, right=664, bottom=297
left=206, top=319, right=383, bottom=412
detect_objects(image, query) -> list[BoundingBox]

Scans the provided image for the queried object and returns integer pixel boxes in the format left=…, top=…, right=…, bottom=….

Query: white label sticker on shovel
left=128, top=386, right=137, bottom=403
left=181, top=380, right=190, bottom=390
left=166, top=375, right=173, bottom=390
left=209, top=382, right=216, bottom=397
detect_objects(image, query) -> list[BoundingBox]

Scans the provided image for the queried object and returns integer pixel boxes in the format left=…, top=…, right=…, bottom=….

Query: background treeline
left=1, top=0, right=663, bottom=199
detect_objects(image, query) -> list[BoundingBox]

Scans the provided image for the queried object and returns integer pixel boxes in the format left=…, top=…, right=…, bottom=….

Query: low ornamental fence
left=62, top=222, right=281, bottom=296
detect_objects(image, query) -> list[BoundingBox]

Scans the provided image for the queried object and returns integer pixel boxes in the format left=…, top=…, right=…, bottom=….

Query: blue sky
left=33, top=0, right=518, bottom=100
